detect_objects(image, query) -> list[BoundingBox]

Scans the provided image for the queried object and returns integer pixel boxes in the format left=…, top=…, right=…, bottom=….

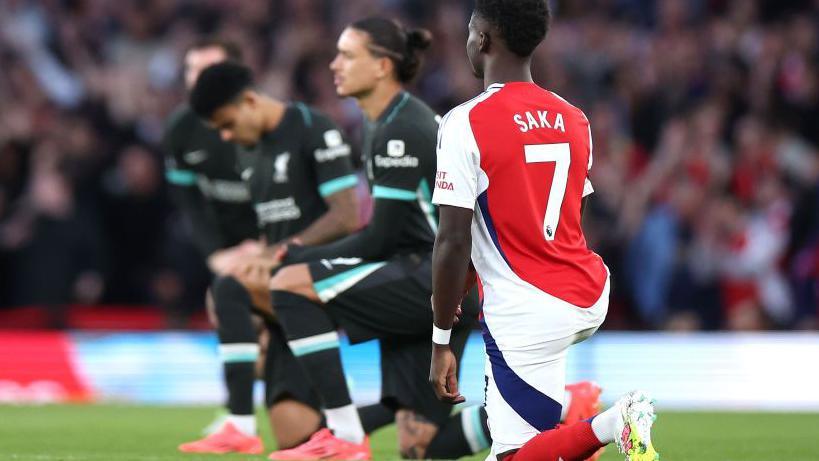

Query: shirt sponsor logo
left=435, top=171, right=454, bottom=191
left=197, top=178, right=251, bottom=202
left=255, top=197, right=301, bottom=223
left=374, top=155, right=419, bottom=168
left=183, top=149, right=208, bottom=165
left=241, top=168, right=254, bottom=181
left=273, top=152, right=290, bottom=183
left=315, top=144, right=351, bottom=162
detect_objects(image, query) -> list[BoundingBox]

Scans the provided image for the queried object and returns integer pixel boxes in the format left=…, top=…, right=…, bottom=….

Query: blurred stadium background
left=1, top=0, right=818, bottom=459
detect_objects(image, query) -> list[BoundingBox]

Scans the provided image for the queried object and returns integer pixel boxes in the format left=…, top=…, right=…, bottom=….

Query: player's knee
left=269, top=264, right=314, bottom=299
left=398, top=433, right=434, bottom=459
left=396, top=409, right=438, bottom=459
left=269, top=266, right=300, bottom=291
left=268, top=398, right=322, bottom=449
left=211, top=275, right=251, bottom=317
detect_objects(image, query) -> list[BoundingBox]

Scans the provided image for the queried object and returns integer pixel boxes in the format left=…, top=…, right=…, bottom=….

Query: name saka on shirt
left=513, top=110, right=566, bottom=133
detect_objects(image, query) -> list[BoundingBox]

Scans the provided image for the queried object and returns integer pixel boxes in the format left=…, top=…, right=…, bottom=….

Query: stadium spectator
left=0, top=0, right=817, bottom=330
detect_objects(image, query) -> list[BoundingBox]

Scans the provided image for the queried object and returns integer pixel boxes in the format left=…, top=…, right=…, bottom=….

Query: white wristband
left=432, top=325, right=452, bottom=345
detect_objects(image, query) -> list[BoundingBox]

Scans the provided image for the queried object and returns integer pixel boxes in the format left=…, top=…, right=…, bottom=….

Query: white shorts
left=480, top=273, right=610, bottom=458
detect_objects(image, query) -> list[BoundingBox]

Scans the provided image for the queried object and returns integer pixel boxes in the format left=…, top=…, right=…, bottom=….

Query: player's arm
left=430, top=205, right=473, bottom=404
left=283, top=191, right=409, bottom=263
left=288, top=182, right=359, bottom=246
left=282, top=123, right=425, bottom=263
left=284, top=114, right=360, bottom=246
left=429, top=109, right=479, bottom=404
left=162, top=121, right=224, bottom=259
left=581, top=115, right=594, bottom=222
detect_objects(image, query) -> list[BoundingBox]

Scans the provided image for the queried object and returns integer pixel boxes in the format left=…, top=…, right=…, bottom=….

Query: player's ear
left=376, top=56, right=392, bottom=80
left=478, top=32, right=490, bottom=54
left=242, top=90, right=259, bottom=107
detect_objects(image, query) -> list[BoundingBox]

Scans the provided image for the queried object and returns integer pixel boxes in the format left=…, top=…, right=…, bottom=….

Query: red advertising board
left=0, top=332, right=92, bottom=402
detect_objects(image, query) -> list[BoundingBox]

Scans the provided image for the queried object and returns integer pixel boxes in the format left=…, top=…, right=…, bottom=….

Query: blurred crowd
left=0, top=0, right=817, bottom=330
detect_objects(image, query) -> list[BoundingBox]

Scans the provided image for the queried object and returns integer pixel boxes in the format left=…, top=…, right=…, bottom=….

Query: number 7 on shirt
left=524, top=143, right=570, bottom=241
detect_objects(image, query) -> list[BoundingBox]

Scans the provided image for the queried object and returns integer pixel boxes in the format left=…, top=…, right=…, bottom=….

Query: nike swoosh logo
left=183, top=149, right=208, bottom=164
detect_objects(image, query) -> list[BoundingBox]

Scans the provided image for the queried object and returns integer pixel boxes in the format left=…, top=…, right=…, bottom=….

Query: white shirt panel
left=432, top=107, right=478, bottom=209
left=432, top=88, right=500, bottom=210
left=583, top=177, right=594, bottom=197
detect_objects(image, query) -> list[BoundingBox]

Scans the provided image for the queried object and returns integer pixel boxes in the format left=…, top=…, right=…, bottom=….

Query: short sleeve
left=162, top=111, right=198, bottom=187
left=370, top=122, right=433, bottom=201
left=431, top=109, right=479, bottom=210
left=582, top=113, right=594, bottom=198
left=303, top=107, right=358, bottom=197
left=583, top=178, right=594, bottom=197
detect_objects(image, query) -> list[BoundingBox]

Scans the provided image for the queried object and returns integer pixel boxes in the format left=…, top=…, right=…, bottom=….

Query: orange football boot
left=178, top=421, right=263, bottom=454
left=268, top=428, right=371, bottom=460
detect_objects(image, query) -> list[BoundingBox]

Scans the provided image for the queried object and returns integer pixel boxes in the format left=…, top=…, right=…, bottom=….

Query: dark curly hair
left=474, top=0, right=550, bottom=58
left=350, top=17, right=432, bottom=83
left=189, top=62, right=252, bottom=119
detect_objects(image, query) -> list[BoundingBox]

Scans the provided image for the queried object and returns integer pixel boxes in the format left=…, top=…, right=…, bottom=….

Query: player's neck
left=261, top=97, right=287, bottom=131
left=357, top=81, right=402, bottom=121
left=483, top=56, right=534, bottom=89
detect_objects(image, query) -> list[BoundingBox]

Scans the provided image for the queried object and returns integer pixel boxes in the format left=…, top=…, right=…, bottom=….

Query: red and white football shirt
left=433, top=82, right=607, bottom=309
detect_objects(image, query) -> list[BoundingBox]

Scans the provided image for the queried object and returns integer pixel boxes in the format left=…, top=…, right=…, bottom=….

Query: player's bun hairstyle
left=187, top=38, right=243, bottom=62
left=189, top=62, right=252, bottom=119
left=474, top=0, right=550, bottom=58
left=350, top=16, right=432, bottom=83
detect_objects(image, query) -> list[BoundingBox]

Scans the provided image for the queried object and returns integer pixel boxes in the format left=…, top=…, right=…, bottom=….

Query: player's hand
left=208, top=240, right=265, bottom=275
left=237, top=239, right=265, bottom=255
left=429, top=344, right=465, bottom=404
left=271, top=238, right=304, bottom=264
left=230, top=256, right=278, bottom=315
left=207, top=249, right=238, bottom=275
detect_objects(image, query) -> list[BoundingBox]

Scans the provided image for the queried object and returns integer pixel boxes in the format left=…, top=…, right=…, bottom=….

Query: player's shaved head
left=189, top=62, right=252, bottom=120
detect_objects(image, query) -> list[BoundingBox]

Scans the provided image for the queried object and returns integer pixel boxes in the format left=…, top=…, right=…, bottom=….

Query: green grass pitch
left=1, top=405, right=818, bottom=460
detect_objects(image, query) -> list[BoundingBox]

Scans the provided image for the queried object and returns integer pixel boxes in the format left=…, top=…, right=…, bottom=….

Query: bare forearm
left=284, top=198, right=405, bottom=264
left=432, top=234, right=472, bottom=330
left=292, top=188, right=359, bottom=246
left=292, top=208, right=358, bottom=246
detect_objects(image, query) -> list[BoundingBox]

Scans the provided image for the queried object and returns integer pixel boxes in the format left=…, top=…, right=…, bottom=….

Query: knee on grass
left=395, top=409, right=438, bottom=459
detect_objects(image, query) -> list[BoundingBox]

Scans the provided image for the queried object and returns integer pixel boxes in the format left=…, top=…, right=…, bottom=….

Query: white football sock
left=227, top=414, right=256, bottom=436
left=590, top=403, right=619, bottom=444
left=560, top=389, right=572, bottom=421
left=325, top=404, right=366, bottom=444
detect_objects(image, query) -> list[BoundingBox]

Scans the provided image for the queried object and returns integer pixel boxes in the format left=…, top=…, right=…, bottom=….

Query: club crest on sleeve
left=387, top=139, right=405, bottom=157
left=323, top=130, right=343, bottom=147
